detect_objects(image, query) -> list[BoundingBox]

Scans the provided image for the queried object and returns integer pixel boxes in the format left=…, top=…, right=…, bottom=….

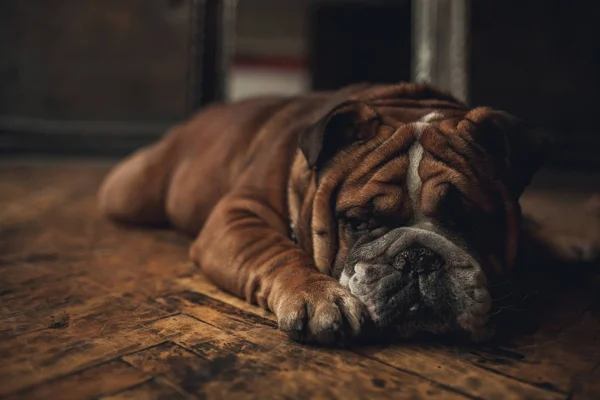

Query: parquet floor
left=0, top=160, right=599, bottom=400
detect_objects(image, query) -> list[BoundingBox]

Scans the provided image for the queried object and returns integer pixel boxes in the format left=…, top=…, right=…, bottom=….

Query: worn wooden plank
left=100, top=378, right=189, bottom=400
left=174, top=275, right=277, bottom=321
left=0, top=164, right=107, bottom=223
left=356, top=271, right=600, bottom=398
left=174, top=276, right=564, bottom=400
left=0, top=196, right=194, bottom=301
left=2, top=360, right=151, bottom=400
left=85, top=245, right=193, bottom=299
left=0, top=323, right=166, bottom=396
left=143, top=314, right=467, bottom=399
left=571, top=362, right=600, bottom=400
left=0, top=281, right=105, bottom=337
left=175, top=277, right=566, bottom=399
left=358, top=344, right=562, bottom=400
left=460, top=289, right=600, bottom=394
left=0, top=165, right=107, bottom=219
left=3, top=292, right=176, bottom=340
left=0, top=252, right=85, bottom=286
left=0, top=163, right=186, bottom=279
left=0, top=169, right=106, bottom=261
left=0, top=219, right=194, bottom=302
left=123, top=341, right=273, bottom=399
left=0, top=250, right=179, bottom=337
left=0, top=272, right=102, bottom=316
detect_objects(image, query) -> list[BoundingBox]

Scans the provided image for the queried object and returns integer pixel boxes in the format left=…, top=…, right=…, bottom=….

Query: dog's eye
left=345, top=217, right=377, bottom=232
left=438, top=186, right=468, bottom=229
left=439, top=186, right=490, bottom=236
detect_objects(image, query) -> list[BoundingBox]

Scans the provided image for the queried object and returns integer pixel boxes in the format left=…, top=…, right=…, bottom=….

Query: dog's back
left=98, top=83, right=461, bottom=234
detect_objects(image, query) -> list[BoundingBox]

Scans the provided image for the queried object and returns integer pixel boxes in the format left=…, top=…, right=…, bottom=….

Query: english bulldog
left=98, top=82, right=596, bottom=344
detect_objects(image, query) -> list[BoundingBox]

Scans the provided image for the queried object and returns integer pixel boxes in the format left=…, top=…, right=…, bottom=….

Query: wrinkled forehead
left=335, top=109, right=496, bottom=216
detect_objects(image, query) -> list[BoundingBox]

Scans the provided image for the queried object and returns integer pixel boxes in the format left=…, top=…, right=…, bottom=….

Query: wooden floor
left=1, top=160, right=599, bottom=400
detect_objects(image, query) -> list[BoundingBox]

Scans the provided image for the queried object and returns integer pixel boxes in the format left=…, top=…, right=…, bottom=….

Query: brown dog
left=98, top=82, right=593, bottom=343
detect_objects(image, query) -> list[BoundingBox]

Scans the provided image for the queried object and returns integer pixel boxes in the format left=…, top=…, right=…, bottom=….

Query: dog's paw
left=554, top=234, right=600, bottom=264
left=275, top=276, right=369, bottom=344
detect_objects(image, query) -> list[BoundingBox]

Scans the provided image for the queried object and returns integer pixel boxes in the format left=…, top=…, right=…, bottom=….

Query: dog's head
left=290, top=83, right=550, bottom=340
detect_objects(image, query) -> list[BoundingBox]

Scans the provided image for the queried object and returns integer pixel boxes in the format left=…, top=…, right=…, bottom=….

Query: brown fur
left=99, top=82, right=592, bottom=343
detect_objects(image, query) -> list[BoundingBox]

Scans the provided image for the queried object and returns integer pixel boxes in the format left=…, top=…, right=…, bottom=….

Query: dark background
left=1, top=0, right=599, bottom=169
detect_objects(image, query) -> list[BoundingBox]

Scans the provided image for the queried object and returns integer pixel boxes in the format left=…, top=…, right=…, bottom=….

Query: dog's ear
left=299, top=100, right=381, bottom=170
left=464, top=108, right=554, bottom=198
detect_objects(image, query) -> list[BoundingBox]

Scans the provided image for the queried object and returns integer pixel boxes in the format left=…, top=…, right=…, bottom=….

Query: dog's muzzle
left=340, top=227, right=492, bottom=340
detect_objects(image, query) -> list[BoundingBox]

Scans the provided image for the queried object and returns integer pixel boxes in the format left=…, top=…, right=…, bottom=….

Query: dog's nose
left=397, top=246, right=444, bottom=275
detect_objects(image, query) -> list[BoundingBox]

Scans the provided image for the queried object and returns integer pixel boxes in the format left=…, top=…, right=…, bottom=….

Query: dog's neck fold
left=287, top=150, right=318, bottom=254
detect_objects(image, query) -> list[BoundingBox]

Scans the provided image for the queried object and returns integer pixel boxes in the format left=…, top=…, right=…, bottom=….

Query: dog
left=98, top=82, right=596, bottom=344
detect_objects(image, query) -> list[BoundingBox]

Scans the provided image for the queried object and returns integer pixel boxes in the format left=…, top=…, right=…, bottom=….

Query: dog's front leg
left=519, top=217, right=599, bottom=267
left=190, top=195, right=368, bottom=344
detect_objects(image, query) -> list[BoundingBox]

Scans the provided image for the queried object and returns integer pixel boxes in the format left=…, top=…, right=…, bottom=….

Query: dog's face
left=294, top=91, right=548, bottom=340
